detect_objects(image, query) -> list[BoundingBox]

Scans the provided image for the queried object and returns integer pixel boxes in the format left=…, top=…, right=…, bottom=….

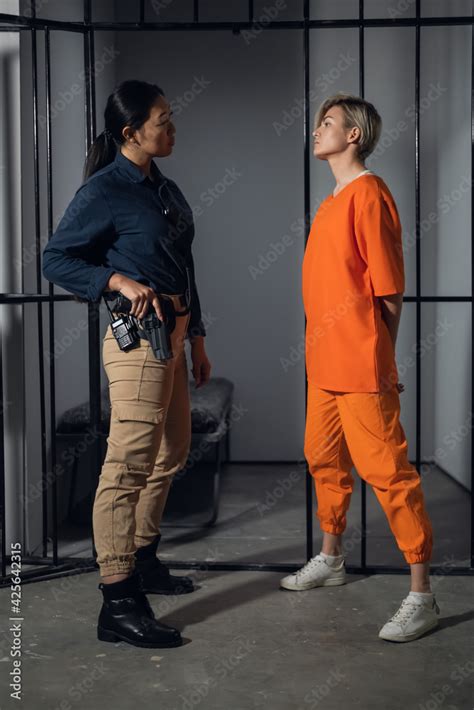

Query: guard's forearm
left=379, top=293, right=404, bottom=349
left=105, top=272, right=125, bottom=292
left=189, top=334, right=205, bottom=349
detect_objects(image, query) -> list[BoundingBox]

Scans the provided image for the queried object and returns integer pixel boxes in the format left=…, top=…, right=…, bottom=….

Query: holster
left=107, top=292, right=186, bottom=361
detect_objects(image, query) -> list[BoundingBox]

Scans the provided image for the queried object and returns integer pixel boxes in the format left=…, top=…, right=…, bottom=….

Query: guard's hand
left=190, top=342, right=211, bottom=388
left=115, top=276, right=163, bottom=321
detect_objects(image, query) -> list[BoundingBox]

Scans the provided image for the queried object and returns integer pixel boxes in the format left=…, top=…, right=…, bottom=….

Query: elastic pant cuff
left=319, top=521, right=346, bottom=536
left=404, top=550, right=432, bottom=564
left=99, top=559, right=136, bottom=576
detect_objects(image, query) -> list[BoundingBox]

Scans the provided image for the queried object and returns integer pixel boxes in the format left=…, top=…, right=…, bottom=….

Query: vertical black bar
left=85, top=7, right=96, bottom=140
left=44, top=27, right=59, bottom=565
left=84, top=0, right=102, bottom=561
left=139, top=0, right=145, bottom=24
left=415, top=0, right=421, bottom=479
left=194, top=0, right=199, bottom=23
left=31, top=6, right=49, bottom=570
left=0, top=1, right=471, bottom=586
left=358, top=0, right=367, bottom=571
left=0, top=327, right=5, bottom=579
left=303, top=0, right=313, bottom=562
left=471, top=20, right=473, bottom=570
left=248, top=0, right=254, bottom=24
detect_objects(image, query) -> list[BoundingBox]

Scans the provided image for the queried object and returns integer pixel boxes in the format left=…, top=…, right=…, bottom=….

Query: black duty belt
left=108, top=291, right=189, bottom=317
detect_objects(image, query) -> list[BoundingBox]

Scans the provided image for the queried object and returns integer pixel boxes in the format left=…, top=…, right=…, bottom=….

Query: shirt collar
left=114, top=149, right=164, bottom=185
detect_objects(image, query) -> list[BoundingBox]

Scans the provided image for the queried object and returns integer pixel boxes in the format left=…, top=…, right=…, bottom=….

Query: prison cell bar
left=0, top=0, right=472, bottom=586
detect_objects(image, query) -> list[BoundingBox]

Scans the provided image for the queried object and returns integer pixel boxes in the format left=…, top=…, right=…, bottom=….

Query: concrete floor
left=57, top=462, right=470, bottom=569
left=0, top=569, right=473, bottom=709
left=2, top=463, right=472, bottom=708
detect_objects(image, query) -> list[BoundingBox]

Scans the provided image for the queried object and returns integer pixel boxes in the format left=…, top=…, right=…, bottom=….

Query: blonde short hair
left=315, top=93, right=382, bottom=160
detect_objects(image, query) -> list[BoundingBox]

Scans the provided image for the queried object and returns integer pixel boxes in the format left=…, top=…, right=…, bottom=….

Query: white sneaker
left=280, top=554, right=346, bottom=591
left=378, top=592, right=440, bottom=642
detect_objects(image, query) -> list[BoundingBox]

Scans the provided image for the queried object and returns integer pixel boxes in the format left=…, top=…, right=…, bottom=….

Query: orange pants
left=304, top=382, right=433, bottom=564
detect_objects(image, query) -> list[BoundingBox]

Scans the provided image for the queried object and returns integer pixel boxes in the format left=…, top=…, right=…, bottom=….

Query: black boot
left=97, top=571, right=183, bottom=648
left=134, top=534, right=195, bottom=595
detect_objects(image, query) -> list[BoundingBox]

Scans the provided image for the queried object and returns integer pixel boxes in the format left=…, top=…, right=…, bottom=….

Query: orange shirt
left=302, top=173, right=405, bottom=393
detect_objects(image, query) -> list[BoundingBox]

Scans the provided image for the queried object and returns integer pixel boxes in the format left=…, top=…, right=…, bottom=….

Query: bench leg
left=161, top=437, right=223, bottom=529
left=225, top=414, right=231, bottom=463
left=204, top=437, right=222, bottom=527
left=67, top=446, right=80, bottom=519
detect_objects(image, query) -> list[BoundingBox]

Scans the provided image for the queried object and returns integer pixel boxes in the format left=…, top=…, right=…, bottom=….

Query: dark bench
left=57, top=377, right=234, bottom=527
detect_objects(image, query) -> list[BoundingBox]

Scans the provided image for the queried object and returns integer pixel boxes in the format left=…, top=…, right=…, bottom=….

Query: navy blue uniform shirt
left=42, top=149, right=206, bottom=337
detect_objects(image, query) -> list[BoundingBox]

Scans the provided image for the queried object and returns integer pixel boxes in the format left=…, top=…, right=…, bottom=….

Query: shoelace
left=295, top=554, right=337, bottom=580
left=389, top=596, right=426, bottom=626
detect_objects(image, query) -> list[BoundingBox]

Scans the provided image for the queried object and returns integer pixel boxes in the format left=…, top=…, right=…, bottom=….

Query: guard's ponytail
left=82, top=79, right=164, bottom=182
left=72, top=80, right=165, bottom=304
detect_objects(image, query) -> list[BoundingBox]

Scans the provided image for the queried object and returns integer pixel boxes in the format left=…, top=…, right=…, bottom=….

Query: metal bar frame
left=0, top=0, right=472, bottom=587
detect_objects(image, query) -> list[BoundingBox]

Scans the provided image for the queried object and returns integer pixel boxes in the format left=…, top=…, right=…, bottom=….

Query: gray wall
left=3, top=0, right=471, bottom=553
left=113, top=24, right=307, bottom=461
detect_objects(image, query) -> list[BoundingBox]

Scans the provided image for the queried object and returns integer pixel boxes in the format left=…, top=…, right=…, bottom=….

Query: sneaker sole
left=280, top=576, right=346, bottom=591
left=97, top=625, right=184, bottom=648
left=378, top=617, right=439, bottom=642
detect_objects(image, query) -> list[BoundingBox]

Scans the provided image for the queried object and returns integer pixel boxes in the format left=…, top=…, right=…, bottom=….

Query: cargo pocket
left=137, top=345, right=175, bottom=406
left=112, top=401, right=165, bottom=425
left=103, top=339, right=148, bottom=402
left=105, top=401, right=166, bottom=467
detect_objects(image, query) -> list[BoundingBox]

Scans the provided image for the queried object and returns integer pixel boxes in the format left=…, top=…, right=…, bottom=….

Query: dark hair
left=73, top=80, right=164, bottom=304
left=82, top=79, right=165, bottom=182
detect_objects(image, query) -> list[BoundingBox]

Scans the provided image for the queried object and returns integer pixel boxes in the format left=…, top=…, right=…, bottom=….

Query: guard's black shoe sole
left=97, top=625, right=184, bottom=648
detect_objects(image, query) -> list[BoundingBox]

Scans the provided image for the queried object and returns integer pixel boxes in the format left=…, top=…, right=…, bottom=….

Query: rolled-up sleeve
left=42, top=179, right=116, bottom=302
left=354, top=190, right=405, bottom=297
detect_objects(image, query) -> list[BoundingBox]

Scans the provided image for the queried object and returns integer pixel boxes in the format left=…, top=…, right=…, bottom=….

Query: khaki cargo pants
left=92, top=295, right=191, bottom=577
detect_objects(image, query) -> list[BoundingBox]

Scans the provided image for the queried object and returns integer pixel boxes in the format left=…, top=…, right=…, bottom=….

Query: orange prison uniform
left=302, top=173, right=433, bottom=564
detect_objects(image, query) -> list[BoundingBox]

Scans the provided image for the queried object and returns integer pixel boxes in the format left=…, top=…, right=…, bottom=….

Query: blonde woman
left=280, top=94, right=440, bottom=643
